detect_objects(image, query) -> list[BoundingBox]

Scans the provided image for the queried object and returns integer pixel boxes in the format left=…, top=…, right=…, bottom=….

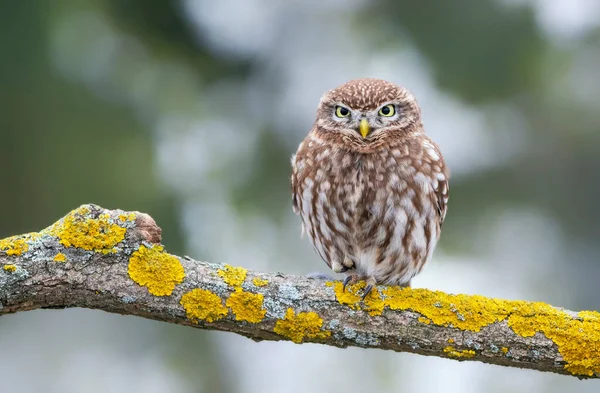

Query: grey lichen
left=278, top=283, right=300, bottom=301
left=206, top=280, right=230, bottom=299
left=343, top=327, right=357, bottom=340
left=0, top=266, right=30, bottom=287
left=121, top=295, right=137, bottom=304
left=328, top=319, right=340, bottom=329
left=354, top=333, right=380, bottom=347
left=263, top=297, right=286, bottom=319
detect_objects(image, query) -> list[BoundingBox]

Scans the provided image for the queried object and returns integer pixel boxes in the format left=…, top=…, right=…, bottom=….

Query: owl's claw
left=361, top=277, right=378, bottom=300
left=342, top=274, right=358, bottom=291
left=361, top=284, right=374, bottom=300
left=342, top=275, right=378, bottom=299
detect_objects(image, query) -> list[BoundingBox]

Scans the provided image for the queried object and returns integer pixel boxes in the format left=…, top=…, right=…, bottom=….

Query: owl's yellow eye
left=378, top=104, right=395, bottom=117
left=335, top=106, right=350, bottom=118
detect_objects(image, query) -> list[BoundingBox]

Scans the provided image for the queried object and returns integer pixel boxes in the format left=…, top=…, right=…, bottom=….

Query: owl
left=290, top=78, right=449, bottom=298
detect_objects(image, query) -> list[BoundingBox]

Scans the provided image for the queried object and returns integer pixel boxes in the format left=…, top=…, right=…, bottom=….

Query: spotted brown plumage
left=291, top=78, right=449, bottom=298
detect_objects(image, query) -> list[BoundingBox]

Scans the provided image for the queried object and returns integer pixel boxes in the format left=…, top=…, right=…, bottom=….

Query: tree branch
left=0, top=204, right=598, bottom=378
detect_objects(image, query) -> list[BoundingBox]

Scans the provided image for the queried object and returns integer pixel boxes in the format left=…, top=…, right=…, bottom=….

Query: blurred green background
left=1, top=0, right=600, bottom=392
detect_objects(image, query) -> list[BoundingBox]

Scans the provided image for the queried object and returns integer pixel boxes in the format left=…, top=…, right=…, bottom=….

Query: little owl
left=291, top=78, right=449, bottom=298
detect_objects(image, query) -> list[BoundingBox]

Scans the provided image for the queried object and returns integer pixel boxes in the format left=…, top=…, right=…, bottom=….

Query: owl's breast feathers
left=292, top=133, right=448, bottom=224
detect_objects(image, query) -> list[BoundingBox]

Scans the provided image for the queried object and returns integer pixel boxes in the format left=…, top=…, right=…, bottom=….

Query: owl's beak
left=359, top=118, right=370, bottom=138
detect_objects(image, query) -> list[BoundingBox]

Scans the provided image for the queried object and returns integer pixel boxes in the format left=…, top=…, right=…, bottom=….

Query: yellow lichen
left=382, top=287, right=512, bottom=332
left=501, top=347, right=509, bottom=354
left=3, top=264, right=17, bottom=273
left=226, top=289, right=266, bottom=323
left=447, top=338, right=455, bottom=344
left=218, top=264, right=247, bottom=287
left=252, top=277, right=269, bottom=287
left=1, top=206, right=132, bottom=257
left=508, top=303, right=600, bottom=376
left=0, top=235, right=30, bottom=256
left=128, top=244, right=185, bottom=296
left=274, top=308, right=331, bottom=343
left=328, top=282, right=600, bottom=376
left=444, top=346, right=476, bottom=359
left=180, top=289, right=228, bottom=323
left=46, top=206, right=127, bottom=253
left=578, top=310, right=600, bottom=320
left=418, top=317, right=432, bottom=325
left=119, top=213, right=137, bottom=222
left=53, top=253, right=66, bottom=262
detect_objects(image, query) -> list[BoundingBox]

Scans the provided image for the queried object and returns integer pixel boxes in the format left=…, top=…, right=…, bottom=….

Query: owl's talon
left=342, top=276, right=352, bottom=291
left=361, top=277, right=378, bottom=300
left=342, top=275, right=357, bottom=291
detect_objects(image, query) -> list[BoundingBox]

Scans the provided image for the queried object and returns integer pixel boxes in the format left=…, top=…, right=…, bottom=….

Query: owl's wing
left=423, top=138, right=449, bottom=227
left=291, top=151, right=308, bottom=238
left=290, top=153, right=301, bottom=215
left=435, top=170, right=449, bottom=227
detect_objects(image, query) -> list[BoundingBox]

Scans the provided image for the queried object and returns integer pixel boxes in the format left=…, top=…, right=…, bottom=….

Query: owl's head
left=314, top=78, right=422, bottom=145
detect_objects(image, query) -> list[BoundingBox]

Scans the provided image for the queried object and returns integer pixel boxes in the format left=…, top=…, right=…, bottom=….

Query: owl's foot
left=361, top=277, right=378, bottom=300
left=342, top=274, right=359, bottom=291
left=342, top=275, right=378, bottom=300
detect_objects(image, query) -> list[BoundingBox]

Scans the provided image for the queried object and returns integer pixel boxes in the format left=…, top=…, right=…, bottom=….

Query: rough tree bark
left=0, top=204, right=598, bottom=379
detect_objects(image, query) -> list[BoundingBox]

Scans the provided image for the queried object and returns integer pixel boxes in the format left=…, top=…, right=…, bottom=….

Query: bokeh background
left=1, top=0, right=600, bottom=392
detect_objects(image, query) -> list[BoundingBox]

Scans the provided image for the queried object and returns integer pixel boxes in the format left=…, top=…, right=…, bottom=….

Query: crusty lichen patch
left=274, top=308, right=331, bottom=343
left=0, top=234, right=36, bottom=256
left=128, top=244, right=185, bottom=296
left=508, top=305, right=600, bottom=375
left=3, top=264, right=17, bottom=273
left=53, top=253, right=66, bottom=262
left=444, top=346, right=476, bottom=359
left=328, top=282, right=600, bottom=377
left=119, top=213, right=137, bottom=223
left=381, top=287, right=510, bottom=331
left=180, top=288, right=228, bottom=323
left=45, top=206, right=127, bottom=253
left=226, top=290, right=266, bottom=323
left=182, top=264, right=269, bottom=325
left=218, top=264, right=247, bottom=287
left=1, top=205, right=137, bottom=259
left=252, top=277, right=269, bottom=287
left=217, top=265, right=266, bottom=323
